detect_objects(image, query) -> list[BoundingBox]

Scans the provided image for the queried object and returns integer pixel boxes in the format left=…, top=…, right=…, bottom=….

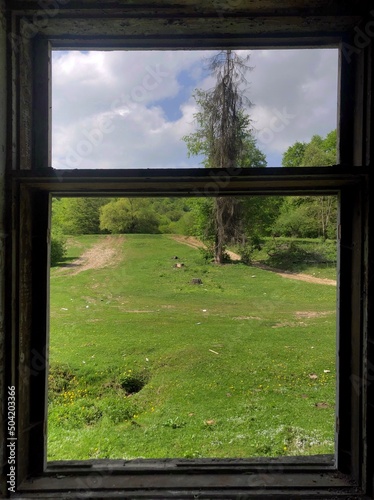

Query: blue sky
left=52, top=49, right=338, bottom=169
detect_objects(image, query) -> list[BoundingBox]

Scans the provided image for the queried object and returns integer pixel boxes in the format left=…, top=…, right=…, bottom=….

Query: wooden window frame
left=2, top=7, right=374, bottom=498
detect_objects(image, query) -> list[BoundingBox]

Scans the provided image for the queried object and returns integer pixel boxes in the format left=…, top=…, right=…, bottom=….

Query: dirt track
left=59, top=235, right=125, bottom=275
left=251, top=262, right=336, bottom=286
left=170, top=235, right=337, bottom=286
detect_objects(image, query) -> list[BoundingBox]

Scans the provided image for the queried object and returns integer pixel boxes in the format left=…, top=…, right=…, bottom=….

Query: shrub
left=50, top=235, right=66, bottom=266
left=199, top=246, right=214, bottom=263
left=239, top=244, right=253, bottom=264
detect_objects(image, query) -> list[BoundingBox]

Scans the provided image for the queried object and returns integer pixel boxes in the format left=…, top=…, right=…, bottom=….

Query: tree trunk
left=214, top=231, right=224, bottom=264
left=214, top=197, right=225, bottom=264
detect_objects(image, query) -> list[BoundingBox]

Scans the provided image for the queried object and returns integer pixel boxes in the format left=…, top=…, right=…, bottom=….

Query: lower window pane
left=48, top=195, right=337, bottom=460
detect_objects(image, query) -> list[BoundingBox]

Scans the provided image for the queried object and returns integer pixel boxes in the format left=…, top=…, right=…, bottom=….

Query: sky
left=52, top=48, right=338, bottom=169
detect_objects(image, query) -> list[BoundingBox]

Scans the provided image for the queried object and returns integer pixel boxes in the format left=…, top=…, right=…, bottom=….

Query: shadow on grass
left=262, top=241, right=336, bottom=274
left=51, top=255, right=80, bottom=268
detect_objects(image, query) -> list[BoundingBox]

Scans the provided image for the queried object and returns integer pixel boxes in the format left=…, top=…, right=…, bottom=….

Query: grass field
left=48, top=234, right=336, bottom=461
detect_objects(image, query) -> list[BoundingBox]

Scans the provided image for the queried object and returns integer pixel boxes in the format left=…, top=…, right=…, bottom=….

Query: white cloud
left=52, top=48, right=338, bottom=169
left=248, top=49, right=338, bottom=164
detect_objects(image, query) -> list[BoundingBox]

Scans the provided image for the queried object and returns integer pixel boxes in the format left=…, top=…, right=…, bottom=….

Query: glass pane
left=48, top=195, right=337, bottom=460
left=52, top=49, right=338, bottom=170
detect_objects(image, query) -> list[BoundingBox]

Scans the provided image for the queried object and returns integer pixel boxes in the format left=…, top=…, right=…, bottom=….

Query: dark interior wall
left=0, top=1, right=6, bottom=496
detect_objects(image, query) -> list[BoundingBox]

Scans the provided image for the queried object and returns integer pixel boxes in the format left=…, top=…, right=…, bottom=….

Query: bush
left=272, top=204, right=320, bottom=238
left=199, top=246, right=214, bottom=263
left=51, top=237, right=66, bottom=266
left=50, top=221, right=66, bottom=267
left=238, top=244, right=253, bottom=264
left=237, top=234, right=264, bottom=264
left=50, top=235, right=66, bottom=266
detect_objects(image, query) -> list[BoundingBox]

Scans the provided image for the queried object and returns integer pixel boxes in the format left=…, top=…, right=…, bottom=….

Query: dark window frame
left=4, top=8, right=373, bottom=498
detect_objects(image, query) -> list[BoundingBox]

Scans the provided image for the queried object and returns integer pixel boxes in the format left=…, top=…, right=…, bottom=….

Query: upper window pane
left=51, top=49, right=338, bottom=170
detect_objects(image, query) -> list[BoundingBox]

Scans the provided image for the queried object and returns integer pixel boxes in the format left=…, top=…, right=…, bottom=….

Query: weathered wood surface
left=32, top=40, right=51, bottom=170
left=7, top=0, right=368, bottom=44
left=13, top=16, right=363, bottom=39
left=17, top=185, right=33, bottom=485
left=19, top=35, right=32, bottom=170
left=18, top=470, right=360, bottom=492
left=338, top=36, right=356, bottom=166
left=47, top=455, right=335, bottom=471
left=12, top=167, right=366, bottom=196
left=0, top=0, right=6, bottom=497
left=8, top=0, right=371, bottom=17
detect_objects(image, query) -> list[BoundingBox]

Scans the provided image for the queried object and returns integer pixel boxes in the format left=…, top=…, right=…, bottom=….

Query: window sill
left=14, top=456, right=365, bottom=499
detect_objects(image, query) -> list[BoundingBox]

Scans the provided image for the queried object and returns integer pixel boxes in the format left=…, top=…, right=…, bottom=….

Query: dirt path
left=251, top=262, right=336, bottom=286
left=170, top=235, right=336, bottom=286
left=59, top=235, right=125, bottom=275
left=170, top=235, right=206, bottom=251
left=170, top=235, right=242, bottom=259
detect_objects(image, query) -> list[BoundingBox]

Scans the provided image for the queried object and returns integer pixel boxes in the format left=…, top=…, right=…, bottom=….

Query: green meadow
left=48, top=234, right=336, bottom=461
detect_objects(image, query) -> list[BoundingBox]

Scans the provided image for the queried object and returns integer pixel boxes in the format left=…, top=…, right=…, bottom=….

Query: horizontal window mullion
left=12, top=167, right=367, bottom=195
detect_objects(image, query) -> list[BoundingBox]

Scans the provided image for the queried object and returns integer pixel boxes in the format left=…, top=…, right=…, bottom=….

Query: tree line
left=52, top=126, right=337, bottom=238
left=51, top=127, right=338, bottom=265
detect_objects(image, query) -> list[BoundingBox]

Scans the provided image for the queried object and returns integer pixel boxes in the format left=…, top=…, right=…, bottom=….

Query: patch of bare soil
left=124, top=310, right=155, bottom=314
left=233, top=316, right=262, bottom=321
left=295, top=311, right=335, bottom=319
left=252, top=262, right=337, bottom=286
left=226, top=250, right=241, bottom=261
left=170, top=235, right=206, bottom=250
left=170, top=235, right=241, bottom=260
left=315, top=402, right=331, bottom=409
left=59, top=235, right=125, bottom=275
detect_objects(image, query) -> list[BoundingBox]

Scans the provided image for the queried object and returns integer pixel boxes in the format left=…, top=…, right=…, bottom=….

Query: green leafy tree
left=52, top=198, right=108, bottom=234
left=301, top=131, right=337, bottom=167
left=186, top=198, right=216, bottom=242
left=99, top=198, right=160, bottom=234
left=282, top=142, right=306, bottom=167
left=148, top=198, right=191, bottom=234
left=241, top=196, right=284, bottom=239
left=282, top=130, right=337, bottom=168
left=272, top=198, right=320, bottom=238
left=277, top=130, right=338, bottom=239
left=239, top=135, right=267, bottom=168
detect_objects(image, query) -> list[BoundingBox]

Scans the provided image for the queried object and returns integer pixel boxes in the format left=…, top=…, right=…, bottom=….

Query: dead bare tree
left=183, top=50, right=254, bottom=263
